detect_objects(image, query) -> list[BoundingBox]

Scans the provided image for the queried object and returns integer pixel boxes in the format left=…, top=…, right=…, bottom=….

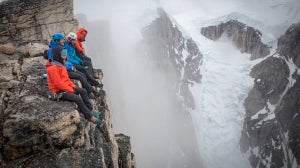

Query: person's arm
left=75, top=40, right=85, bottom=54
left=75, top=49, right=85, bottom=59
left=75, top=54, right=83, bottom=65
left=64, top=61, right=74, bottom=72
left=68, top=80, right=75, bottom=88
left=63, top=67, right=76, bottom=88
left=67, top=56, right=81, bottom=65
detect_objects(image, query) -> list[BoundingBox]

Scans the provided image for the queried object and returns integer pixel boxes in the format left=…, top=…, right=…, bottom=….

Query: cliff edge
left=0, top=0, right=135, bottom=167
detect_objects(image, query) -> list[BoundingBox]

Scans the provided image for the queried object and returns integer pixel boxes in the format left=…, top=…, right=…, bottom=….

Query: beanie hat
left=52, top=46, right=64, bottom=64
left=61, top=48, right=67, bottom=55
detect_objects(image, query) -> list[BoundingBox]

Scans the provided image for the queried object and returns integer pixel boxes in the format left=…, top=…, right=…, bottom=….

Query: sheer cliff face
left=201, top=20, right=270, bottom=60
left=0, top=0, right=78, bottom=43
left=139, top=9, right=203, bottom=167
left=277, top=23, right=300, bottom=68
left=240, top=23, right=300, bottom=167
left=142, top=9, right=202, bottom=110
left=0, top=0, right=135, bottom=168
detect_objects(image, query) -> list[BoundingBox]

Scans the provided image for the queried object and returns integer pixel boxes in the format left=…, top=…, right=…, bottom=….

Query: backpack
left=47, top=48, right=53, bottom=60
left=43, top=50, right=48, bottom=60
left=43, top=48, right=54, bottom=60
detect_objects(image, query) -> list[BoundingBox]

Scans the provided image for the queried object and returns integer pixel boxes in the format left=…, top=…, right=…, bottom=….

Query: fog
left=74, top=1, right=201, bottom=167
left=73, top=0, right=299, bottom=167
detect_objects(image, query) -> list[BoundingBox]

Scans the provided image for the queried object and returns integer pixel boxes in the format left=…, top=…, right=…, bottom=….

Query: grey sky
left=74, top=0, right=300, bottom=26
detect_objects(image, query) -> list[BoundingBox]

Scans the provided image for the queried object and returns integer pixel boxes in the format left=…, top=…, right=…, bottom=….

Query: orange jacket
left=46, top=60, right=75, bottom=93
left=75, top=28, right=88, bottom=54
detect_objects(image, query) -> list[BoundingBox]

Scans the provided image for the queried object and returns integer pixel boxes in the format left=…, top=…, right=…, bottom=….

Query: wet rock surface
left=240, top=23, right=300, bottom=167
left=201, top=20, right=270, bottom=60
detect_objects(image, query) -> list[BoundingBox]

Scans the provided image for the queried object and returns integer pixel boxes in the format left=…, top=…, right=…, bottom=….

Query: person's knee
left=77, top=76, right=86, bottom=83
left=81, top=88, right=88, bottom=95
left=76, top=87, right=87, bottom=95
left=73, top=95, right=83, bottom=103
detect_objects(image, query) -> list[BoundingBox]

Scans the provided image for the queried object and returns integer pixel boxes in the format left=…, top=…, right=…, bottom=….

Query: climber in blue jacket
left=46, top=32, right=66, bottom=60
left=64, top=35, right=83, bottom=65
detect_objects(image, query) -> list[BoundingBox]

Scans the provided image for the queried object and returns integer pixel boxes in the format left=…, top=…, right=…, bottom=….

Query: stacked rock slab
left=0, top=0, right=135, bottom=167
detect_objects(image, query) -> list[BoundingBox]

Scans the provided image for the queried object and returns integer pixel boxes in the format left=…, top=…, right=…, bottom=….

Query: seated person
left=75, top=28, right=99, bottom=79
left=46, top=45, right=101, bottom=124
left=46, top=32, right=65, bottom=60
left=65, top=32, right=102, bottom=87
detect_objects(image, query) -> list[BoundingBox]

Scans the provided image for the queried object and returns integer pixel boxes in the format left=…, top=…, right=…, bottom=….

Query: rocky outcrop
left=277, top=23, right=300, bottom=68
left=240, top=56, right=289, bottom=167
left=142, top=8, right=202, bottom=110
left=0, top=0, right=135, bottom=168
left=0, top=0, right=77, bottom=43
left=115, top=134, right=136, bottom=168
left=0, top=0, right=78, bottom=61
left=245, top=57, right=289, bottom=114
left=140, top=8, right=202, bottom=167
left=201, top=20, right=270, bottom=60
left=240, top=23, right=300, bottom=167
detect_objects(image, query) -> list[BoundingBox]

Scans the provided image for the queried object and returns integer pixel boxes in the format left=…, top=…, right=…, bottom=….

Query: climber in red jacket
left=75, top=27, right=88, bottom=54
left=46, top=45, right=101, bottom=124
left=75, top=27, right=100, bottom=80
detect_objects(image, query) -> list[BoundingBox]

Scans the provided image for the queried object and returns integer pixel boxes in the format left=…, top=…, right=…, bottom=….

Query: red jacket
left=46, top=60, right=75, bottom=93
left=75, top=28, right=88, bottom=54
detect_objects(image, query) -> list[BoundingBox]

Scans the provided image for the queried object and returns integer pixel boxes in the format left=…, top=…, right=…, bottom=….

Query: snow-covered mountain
left=139, top=8, right=203, bottom=167
left=141, top=8, right=202, bottom=110
left=240, top=23, right=300, bottom=168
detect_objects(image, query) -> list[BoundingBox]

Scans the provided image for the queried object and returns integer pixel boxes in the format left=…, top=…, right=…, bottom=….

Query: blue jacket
left=64, top=60, right=74, bottom=72
left=47, top=40, right=61, bottom=60
left=64, top=42, right=82, bottom=65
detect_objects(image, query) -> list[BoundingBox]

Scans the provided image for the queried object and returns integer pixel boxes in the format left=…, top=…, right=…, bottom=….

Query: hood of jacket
left=45, top=59, right=64, bottom=68
left=76, top=27, right=88, bottom=42
left=49, top=39, right=61, bottom=48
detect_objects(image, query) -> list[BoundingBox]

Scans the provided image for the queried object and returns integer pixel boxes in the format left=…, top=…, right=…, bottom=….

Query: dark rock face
left=142, top=8, right=202, bottom=110
left=116, top=134, right=136, bottom=168
left=277, top=23, right=300, bottom=68
left=0, top=0, right=135, bottom=168
left=240, top=56, right=289, bottom=168
left=201, top=20, right=270, bottom=60
left=240, top=23, right=300, bottom=167
left=272, top=75, right=300, bottom=167
left=141, top=8, right=203, bottom=167
left=245, top=57, right=290, bottom=115
left=0, top=0, right=78, bottom=43
left=1, top=57, right=135, bottom=168
left=6, top=148, right=106, bottom=168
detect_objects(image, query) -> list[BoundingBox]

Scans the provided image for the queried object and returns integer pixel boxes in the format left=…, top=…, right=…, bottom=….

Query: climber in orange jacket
left=46, top=45, right=101, bottom=124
